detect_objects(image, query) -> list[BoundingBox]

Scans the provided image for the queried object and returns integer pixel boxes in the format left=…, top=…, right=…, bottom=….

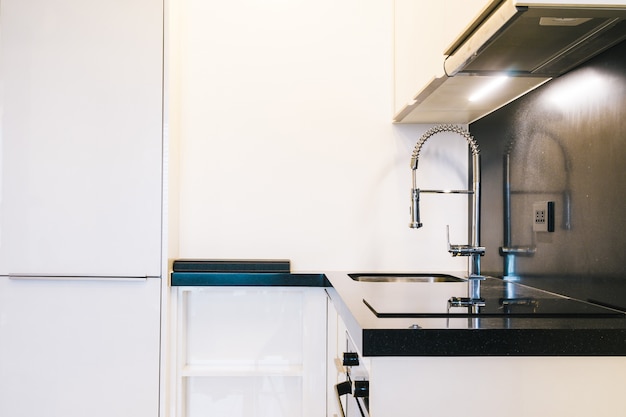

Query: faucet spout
left=409, top=188, right=423, bottom=229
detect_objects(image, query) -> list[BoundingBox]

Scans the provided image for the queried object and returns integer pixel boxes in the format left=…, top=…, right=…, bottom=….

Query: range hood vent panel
left=393, top=1, right=626, bottom=124
left=444, top=2, right=626, bottom=77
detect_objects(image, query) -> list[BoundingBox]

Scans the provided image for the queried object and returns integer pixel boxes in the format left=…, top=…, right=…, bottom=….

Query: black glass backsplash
left=471, top=40, right=626, bottom=309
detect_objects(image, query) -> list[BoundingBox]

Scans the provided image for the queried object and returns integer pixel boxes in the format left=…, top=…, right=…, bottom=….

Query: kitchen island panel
left=370, top=356, right=626, bottom=417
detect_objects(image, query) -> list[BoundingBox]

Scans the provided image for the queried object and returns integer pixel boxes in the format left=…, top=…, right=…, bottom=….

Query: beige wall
left=169, top=0, right=471, bottom=272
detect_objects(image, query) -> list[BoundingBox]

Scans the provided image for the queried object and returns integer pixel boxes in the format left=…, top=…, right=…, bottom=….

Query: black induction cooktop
left=363, top=277, right=626, bottom=318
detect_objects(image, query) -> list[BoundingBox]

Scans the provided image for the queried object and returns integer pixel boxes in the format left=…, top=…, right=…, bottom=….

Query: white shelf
left=172, top=286, right=327, bottom=417
left=182, top=363, right=304, bottom=377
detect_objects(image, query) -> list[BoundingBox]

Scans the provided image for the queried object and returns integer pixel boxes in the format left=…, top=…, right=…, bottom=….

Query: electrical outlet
left=533, top=201, right=555, bottom=232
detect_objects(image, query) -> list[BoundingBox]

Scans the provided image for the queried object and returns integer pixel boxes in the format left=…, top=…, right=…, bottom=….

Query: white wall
left=171, top=0, right=470, bottom=272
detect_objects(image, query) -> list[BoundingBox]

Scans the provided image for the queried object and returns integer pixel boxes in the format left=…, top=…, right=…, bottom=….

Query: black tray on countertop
left=172, top=259, right=290, bottom=273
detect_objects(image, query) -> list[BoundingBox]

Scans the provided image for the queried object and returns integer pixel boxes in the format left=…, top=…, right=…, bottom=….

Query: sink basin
left=349, top=273, right=465, bottom=283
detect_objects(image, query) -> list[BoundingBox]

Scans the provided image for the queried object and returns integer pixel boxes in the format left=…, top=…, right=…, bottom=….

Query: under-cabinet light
left=542, top=69, right=606, bottom=110
left=468, top=75, right=509, bottom=102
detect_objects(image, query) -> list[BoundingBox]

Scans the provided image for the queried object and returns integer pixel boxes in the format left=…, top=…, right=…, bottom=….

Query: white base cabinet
left=172, top=286, right=327, bottom=417
left=327, top=292, right=626, bottom=417
left=368, top=356, right=626, bottom=417
left=0, top=276, right=161, bottom=417
left=327, top=297, right=371, bottom=417
left=326, top=298, right=348, bottom=417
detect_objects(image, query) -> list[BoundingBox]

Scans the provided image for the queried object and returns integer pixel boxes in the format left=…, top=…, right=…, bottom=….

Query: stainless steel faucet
left=409, top=124, right=485, bottom=311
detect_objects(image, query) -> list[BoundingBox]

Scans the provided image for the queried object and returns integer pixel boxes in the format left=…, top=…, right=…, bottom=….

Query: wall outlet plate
left=533, top=201, right=555, bottom=232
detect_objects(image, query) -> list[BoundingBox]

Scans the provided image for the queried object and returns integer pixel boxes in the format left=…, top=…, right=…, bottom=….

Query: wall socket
left=533, top=201, right=555, bottom=232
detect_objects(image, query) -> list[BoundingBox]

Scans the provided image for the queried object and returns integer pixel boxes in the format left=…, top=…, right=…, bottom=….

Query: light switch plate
left=533, top=201, right=555, bottom=232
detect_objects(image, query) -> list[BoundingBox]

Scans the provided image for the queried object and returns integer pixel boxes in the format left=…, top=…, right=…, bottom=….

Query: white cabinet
left=394, top=0, right=522, bottom=123
left=327, top=298, right=350, bottom=417
left=0, top=2, right=163, bottom=416
left=327, top=298, right=371, bottom=417
left=393, top=0, right=488, bottom=115
left=0, top=276, right=162, bottom=417
left=327, top=290, right=626, bottom=416
left=367, top=356, right=626, bottom=417
left=0, top=0, right=163, bottom=277
left=172, top=286, right=327, bottom=417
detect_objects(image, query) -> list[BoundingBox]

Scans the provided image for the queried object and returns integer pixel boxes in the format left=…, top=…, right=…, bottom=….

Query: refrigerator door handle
left=8, top=275, right=148, bottom=282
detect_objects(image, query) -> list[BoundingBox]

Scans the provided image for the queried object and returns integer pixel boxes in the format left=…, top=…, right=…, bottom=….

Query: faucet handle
left=468, top=274, right=486, bottom=281
left=446, top=225, right=485, bottom=256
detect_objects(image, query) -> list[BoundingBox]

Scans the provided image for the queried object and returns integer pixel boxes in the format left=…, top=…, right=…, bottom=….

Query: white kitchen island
left=325, top=271, right=626, bottom=417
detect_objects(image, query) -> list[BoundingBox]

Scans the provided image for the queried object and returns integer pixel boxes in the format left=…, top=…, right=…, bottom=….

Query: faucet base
left=447, top=296, right=486, bottom=315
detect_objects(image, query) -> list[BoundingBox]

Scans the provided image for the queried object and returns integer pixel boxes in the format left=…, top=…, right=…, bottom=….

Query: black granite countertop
left=324, top=271, right=626, bottom=357
left=169, top=260, right=626, bottom=357
left=171, top=271, right=329, bottom=287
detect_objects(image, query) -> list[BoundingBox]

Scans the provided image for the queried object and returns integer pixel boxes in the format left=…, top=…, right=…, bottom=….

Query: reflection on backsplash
left=471, top=40, right=626, bottom=304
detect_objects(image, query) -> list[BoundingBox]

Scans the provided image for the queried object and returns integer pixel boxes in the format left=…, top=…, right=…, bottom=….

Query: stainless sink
left=349, top=273, right=465, bottom=283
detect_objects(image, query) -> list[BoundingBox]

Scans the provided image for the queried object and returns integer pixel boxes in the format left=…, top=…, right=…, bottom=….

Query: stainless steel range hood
left=394, top=0, right=626, bottom=124
left=445, top=1, right=626, bottom=77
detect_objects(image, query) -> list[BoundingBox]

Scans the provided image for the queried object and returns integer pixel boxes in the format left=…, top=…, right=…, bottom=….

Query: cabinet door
left=327, top=299, right=346, bottom=417
left=176, top=287, right=327, bottom=417
left=0, top=276, right=161, bottom=417
left=0, top=0, right=163, bottom=277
